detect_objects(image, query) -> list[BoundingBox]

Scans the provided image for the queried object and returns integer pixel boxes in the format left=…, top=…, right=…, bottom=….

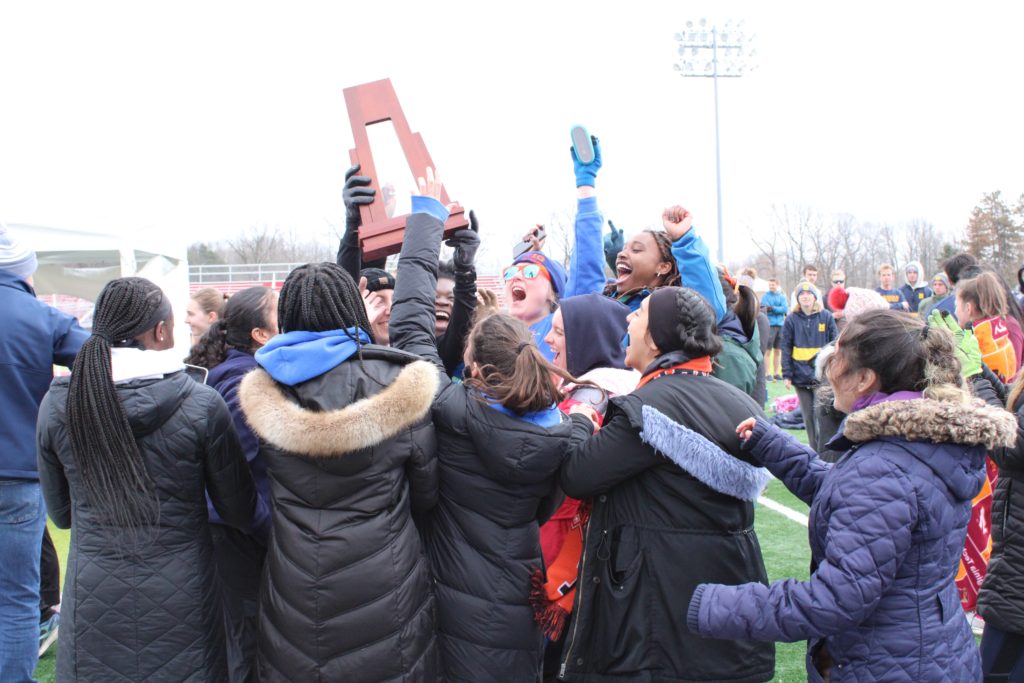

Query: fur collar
left=238, top=360, right=438, bottom=457
left=843, top=397, right=1017, bottom=450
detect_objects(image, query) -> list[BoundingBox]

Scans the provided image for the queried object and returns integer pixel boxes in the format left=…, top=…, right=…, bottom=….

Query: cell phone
left=512, top=226, right=546, bottom=259
left=571, top=125, right=595, bottom=164
left=183, top=363, right=209, bottom=384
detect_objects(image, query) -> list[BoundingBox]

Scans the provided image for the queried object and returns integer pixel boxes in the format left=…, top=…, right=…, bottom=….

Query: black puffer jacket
left=37, top=372, right=258, bottom=682
left=558, top=369, right=775, bottom=682
left=389, top=210, right=573, bottom=682
left=238, top=346, right=440, bottom=683
left=978, top=385, right=1024, bottom=635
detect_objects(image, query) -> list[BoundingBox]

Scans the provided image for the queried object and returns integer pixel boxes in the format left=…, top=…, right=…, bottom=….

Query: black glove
left=343, top=164, right=376, bottom=232
left=446, top=210, right=480, bottom=271
left=603, top=220, right=624, bottom=271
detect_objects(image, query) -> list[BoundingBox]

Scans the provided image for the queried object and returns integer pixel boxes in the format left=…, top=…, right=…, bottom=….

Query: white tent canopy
left=10, top=223, right=191, bottom=353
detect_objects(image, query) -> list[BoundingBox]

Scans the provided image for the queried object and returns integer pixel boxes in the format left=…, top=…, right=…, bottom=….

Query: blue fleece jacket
left=671, top=229, right=727, bottom=322
left=875, top=287, right=908, bottom=310
left=254, top=328, right=371, bottom=385
left=1, top=271, right=89, bottom=480
left=761, top=290, right=788, bottom=327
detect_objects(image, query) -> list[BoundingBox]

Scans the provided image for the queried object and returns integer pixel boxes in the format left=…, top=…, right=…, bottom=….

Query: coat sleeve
left=36, top=391, right=72, bottom=529
left=389, top=211, right=446, bottom=372
left=671, top=230, right=727, bottom=323
left=689, top=451, right=918, bottom=642
left=564, top=196, right=607, bottom=297
left=51, top=309, right=89, bottom=369
left=335, top=225, right=361, bottom=282
left=203, top=390, right=260, bottom=530
left=436, top=268, right=476, bottom=376
left=560, top=408, right=658, bottom=498
left=780, top=316, right=795, bottom=380
left=826, top=311, right=839, bottom=343
left=405, top=416, right=439, bottom=514
left=745, top=417, right=831, bottom=505
left=993, top=399, right=1024, bottom=473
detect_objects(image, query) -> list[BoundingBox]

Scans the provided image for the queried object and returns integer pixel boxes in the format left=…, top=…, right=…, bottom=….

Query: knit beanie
left=842, top=287, right=889, bottom=323
left=0, top=221, right=38, bottom=281
left=511, top=251, right=567, bottom=298
left=931, top=273, right=951, bottom=290
left=794, top=281, right=819, bottom=301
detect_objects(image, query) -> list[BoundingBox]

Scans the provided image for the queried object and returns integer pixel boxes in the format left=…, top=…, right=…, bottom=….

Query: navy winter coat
left=688, top=395, right=1016, bottom=682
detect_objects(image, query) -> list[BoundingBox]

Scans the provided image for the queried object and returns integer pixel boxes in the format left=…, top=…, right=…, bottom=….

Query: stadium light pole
left=674, top=20, right=756, bottom=262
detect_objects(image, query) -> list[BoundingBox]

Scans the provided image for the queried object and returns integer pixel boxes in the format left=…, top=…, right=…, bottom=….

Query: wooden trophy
left=344, top=79, right=468, bottom=262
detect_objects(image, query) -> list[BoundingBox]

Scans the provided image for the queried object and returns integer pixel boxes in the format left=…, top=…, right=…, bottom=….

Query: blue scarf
left=254, top=327, right=371, bottom=386
left=485, top=398, right=563, bottom=427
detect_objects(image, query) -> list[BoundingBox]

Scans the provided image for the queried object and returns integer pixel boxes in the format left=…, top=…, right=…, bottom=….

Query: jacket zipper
left=559, top=524, right=594, bottom=679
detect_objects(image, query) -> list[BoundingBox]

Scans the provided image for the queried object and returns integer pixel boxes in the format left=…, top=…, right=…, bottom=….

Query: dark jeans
left=211, top=525, right=266, bottom=683
left=40, top=526, right=60, bottom=620
left=795, top=385, right=819, bottom=452
left=981, top=623, right=1024, bottom=682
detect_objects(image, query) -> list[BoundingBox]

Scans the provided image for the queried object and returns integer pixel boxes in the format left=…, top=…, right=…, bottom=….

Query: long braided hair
left=277, top=262, right=373, bottom=340
left=66, top=277, right=171, bottom=531
left=185, top=287, right=276, bottom=369
left=602, top=228, right=681, bottom=297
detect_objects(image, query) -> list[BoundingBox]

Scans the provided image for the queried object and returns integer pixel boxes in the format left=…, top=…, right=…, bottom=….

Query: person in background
left=761, top=277, right=788, bottom=381
left=186, top=287, right=228, bottom=345
left=714, top=268, right=763, bottom=400
left=789, top=265, right=820, bottom=308
left=918, top=273, right=951, bottom=318
left=874, top=263, right=909, bottom=311
left=37, top=277, right=258, bottom=683
left=689, top=309, right=1015, bottom=682
left=185, top=286, right=277, bottom=683
left=934, top=252, right=979, bottom=318
left=781, top=282, right=838, bottom=451
left=0, top=223, right=88, bottom=683
left=900, top=261, right=932, bottom=314
left=825, top=270, right=846, bottom=317
left=739, top=271, right=771, bottom=406
left=359, top=267, right=395, bottom=346
left=957, top=272, right=1018, bottom=382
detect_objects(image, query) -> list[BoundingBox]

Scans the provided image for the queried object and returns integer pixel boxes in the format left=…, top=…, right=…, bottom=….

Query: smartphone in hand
left=512, top=226, right=546, bottom=258
left=571, top=125, right=595, bottom=164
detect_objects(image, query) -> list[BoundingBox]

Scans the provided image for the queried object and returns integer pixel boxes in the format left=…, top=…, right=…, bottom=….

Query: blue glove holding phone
left=571, top=135, right=602, bottom=187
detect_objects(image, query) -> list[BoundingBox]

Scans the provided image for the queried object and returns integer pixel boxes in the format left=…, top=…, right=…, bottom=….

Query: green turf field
left=35, top=378, right=815, bottom=682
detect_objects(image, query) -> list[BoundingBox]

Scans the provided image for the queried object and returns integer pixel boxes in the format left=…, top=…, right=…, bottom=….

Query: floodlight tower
left=674, top=20, right=756, bottom=262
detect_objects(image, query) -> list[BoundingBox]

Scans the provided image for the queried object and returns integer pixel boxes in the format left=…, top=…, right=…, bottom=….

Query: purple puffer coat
left=688, top=395, right=1016, bottom=682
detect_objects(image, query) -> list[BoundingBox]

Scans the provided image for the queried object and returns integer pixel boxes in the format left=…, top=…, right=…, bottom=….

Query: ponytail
left=66, top=277, right=167, bottom=533
left=185, top=286, right=276, bottom=369
left=464, top=313, right=600, bottom=414
left=185, top=319, right=229, bottom=369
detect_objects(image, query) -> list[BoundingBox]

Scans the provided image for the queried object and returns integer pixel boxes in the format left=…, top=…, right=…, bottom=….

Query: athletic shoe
left=39, top=611, right=59, bottom=657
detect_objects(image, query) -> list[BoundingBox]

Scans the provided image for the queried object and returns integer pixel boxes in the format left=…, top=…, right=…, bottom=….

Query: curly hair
left=185, top=287, right=276, bottom=369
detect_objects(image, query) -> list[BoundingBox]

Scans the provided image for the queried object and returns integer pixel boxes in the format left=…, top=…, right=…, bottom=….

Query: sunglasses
left=503, top=263, right=546, bottom=281
left=832, top=279, right=845, bottom=284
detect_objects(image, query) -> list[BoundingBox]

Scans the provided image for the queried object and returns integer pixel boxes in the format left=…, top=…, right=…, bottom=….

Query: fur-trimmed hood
left=843, top=396, right=1017, bottom=451
left=238, top=359, right=438, bottom=457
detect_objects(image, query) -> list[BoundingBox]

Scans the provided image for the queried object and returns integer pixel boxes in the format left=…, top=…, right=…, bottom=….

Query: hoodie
left=254, top=328, right=371, bottom=385
left=900, top=260, right=933, bottom=313
left=559, top=293, right=629, bottom=376
left=713, top=310, right=763, bottom=399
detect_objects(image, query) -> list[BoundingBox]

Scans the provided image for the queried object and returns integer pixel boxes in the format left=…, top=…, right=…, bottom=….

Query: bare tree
left=226, top=225, right=283, bottom=264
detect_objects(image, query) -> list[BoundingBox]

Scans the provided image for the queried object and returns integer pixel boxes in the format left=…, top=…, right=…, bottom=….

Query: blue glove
left=603, top=219, right=624, bottom=271
left=571, top=135, right=602, bottom=187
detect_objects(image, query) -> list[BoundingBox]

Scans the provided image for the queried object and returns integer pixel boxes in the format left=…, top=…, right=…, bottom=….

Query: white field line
left=757, top=495, right=809, bottom=527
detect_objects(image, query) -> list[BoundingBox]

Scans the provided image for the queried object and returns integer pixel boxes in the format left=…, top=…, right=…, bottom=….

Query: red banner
left=957, top=457, right=998, bottom=611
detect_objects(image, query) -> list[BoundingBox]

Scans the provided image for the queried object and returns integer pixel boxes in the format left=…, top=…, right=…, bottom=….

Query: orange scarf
left=636, top=357, right=713, bottom=389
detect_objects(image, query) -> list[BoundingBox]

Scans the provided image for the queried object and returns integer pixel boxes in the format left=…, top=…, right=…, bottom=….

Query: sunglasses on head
left=503, top=263, right=545, bottom=281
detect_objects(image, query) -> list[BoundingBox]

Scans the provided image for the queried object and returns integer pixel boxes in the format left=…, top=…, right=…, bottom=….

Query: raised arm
left=389, top=171, right=448, bottom=370
left=565, top=137, right=608, bottom=297
left=436, top=211, right=479, bottom=375
left=663, top=206, right=727, bottom=322
left=336, top=164, right=376, bottom=280
left=690, top=455, right=916, bottom=642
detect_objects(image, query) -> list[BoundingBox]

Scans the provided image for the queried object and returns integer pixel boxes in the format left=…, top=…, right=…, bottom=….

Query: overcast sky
left=2, top=1, right=1022, bottom=271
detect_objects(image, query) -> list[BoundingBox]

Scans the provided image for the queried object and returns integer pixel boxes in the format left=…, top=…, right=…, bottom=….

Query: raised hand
left=661, top=205, right=694, bottom=241
left=446, top=210, right=480, bottom=270
left=415, top=167, right=443, bottom=202
left=928, top=309, right=982, bottom=378
left=571, top=135, right=603, bottom=188
left=343, top=164, right=376, bottom=229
